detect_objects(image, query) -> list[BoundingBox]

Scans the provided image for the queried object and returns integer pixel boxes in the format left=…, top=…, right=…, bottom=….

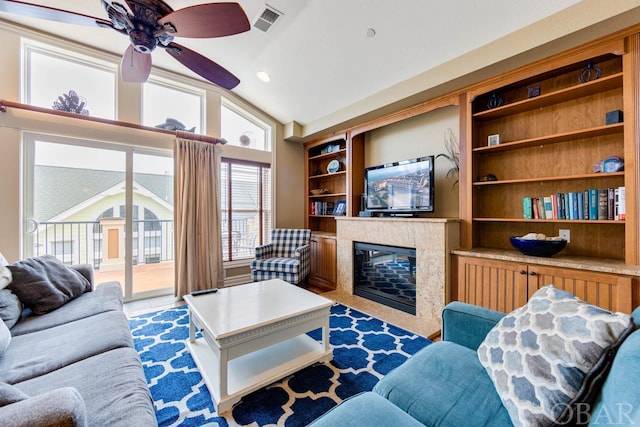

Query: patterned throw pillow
left=478, top=285, right=634, bottom=427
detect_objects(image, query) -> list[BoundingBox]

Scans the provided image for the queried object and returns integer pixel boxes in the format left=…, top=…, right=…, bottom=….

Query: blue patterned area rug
left=129, top=303, right=431, bottom=427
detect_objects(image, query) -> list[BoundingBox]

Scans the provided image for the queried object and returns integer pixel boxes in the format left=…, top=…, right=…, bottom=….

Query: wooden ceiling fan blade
left=120, top=45, right=151, bottom=83
left=158, top=2, right=250, bottom=38
left=0, top=0, right=110, bottom=27
left=165, top=42, right=239, bottom=89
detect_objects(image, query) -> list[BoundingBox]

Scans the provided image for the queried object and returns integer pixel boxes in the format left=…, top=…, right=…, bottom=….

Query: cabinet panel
left=527, top=265, right=632, bottom=313
left=309, top=235, right=337, bottom=291
left=456, top=256, right=528, bottom=313
left=455, top=255, right=633, bottom=313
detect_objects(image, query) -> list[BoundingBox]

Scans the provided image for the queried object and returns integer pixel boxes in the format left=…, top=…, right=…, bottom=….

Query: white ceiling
left=0, top=0, right=629, bottom=132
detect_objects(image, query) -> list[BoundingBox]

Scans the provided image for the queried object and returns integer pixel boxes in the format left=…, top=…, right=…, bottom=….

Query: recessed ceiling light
left=257, top=71, right=271, bottom=82
left=366, top=28, right=376, bottom=38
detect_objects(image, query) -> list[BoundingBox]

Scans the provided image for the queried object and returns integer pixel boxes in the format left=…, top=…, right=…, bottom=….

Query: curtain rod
left=0, top=99, right=226, bottom=145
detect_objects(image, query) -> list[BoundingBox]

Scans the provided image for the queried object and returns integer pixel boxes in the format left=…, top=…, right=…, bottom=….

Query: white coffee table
left=183, top=279, right=333, bottom=413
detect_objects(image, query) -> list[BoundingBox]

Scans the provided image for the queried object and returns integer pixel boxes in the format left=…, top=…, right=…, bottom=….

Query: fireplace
left=353, top=242, right=416, bottom=315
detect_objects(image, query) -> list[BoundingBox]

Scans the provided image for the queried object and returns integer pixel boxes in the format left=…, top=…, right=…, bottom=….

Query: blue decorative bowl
left=509, top=237, right=567, bottom=257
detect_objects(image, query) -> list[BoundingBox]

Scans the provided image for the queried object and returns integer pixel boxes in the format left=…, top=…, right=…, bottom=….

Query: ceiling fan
left=0, top=0, right=251, bottom=89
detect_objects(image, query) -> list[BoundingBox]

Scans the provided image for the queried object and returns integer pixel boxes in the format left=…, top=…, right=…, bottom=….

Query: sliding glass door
left=23, top=134, right=173, bottom=301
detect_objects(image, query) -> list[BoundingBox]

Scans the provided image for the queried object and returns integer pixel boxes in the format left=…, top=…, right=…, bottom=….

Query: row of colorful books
left=522, top=187, right=626, bottom=220
left=310, top=201, right=335, bottom=216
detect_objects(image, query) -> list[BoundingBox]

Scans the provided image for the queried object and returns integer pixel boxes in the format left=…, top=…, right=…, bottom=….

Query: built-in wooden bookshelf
left=465, top=50, right=628, bottom=260
left=304, top=133, right=364, bottom=289
left=455, top=32, right=640, bottom=312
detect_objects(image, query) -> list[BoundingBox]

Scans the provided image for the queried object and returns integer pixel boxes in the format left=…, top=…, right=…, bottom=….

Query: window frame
left=141, top=76, right=206, bottom=135
left=22, top=39, right=118, bottom=118
left=220, top=157, right=272, bottom=263
left=221, top=98, right=272, bottom=151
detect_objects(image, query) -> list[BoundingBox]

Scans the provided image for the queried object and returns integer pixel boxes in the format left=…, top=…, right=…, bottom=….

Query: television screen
left=365, top=156, right=434, bottom=213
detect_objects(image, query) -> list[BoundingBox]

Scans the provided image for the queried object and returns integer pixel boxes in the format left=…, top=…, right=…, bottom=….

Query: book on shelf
left=598, top=189, right=608, bottom=220
left=608, top=188, right=615, bottom=220
left=577, top=192, right=584, bottom=220
left=522, top=197, right=533, bottom=219
left=543, top=196, right=554, bottom=220
left=618, top=186, right=626, bottom=220
left=588, top=189, right=598, bottom=220
left=537, top=198, right=545, bottom=219
left=532, top=197, right=540, bottom=219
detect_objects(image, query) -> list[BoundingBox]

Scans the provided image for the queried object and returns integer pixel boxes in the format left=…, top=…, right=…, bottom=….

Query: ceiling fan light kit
left=0, top=0, right=250, bottom=89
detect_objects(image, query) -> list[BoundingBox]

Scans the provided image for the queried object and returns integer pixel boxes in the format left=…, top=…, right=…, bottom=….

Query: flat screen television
left=364, top=156, right=434, bottom=215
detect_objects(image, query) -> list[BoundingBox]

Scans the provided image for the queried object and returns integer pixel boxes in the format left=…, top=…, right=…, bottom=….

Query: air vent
left=254, top=5, right=283, bottom=32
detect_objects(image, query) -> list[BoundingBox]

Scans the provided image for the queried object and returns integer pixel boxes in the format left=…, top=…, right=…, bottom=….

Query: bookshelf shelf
left=472, top=73, right=623, bottom=120
left=472, top=123, right=624, bottom=154
left=473, top=172, right=624, bottom=186
left=473, top=218, right=624, bottom=224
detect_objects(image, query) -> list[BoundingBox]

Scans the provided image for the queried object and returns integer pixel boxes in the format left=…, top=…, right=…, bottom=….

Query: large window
left=220, top=159, right=271, bottom=262
left=221, top=101, right=271, bottom=151
left=142, top=80, right=204, bottom=133
left=24, top=42, right=117, bottom=119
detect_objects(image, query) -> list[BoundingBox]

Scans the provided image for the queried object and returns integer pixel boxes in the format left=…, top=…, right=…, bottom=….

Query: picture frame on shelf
left=333, top=200, right=346, bottom=216
left=488, top=134, right=500, bottom=146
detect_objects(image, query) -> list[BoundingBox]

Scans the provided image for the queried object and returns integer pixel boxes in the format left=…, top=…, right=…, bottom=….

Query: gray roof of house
left=34, top=166, right=173, bottom=221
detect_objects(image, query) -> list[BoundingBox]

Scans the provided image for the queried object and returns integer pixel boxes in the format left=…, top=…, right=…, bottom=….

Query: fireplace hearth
left=353, top=242, right=416, bottom=315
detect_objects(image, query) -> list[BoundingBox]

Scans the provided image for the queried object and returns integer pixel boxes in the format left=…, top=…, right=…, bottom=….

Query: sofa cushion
left=7, top=255, right=91, bottom=315
left=15, top=347, right=157, bottom=427
left=0, top=381, right=28, bottom=407
left=0, top=290, right=22, bottom=329
left=308, top=392, right=425, bottom=427
left=10, top=281, right=122, bottom=336
left=589, top=328, right=640, bottom=425
left=374, top=340, right=513, bottom=426
left=478, top=285, right=634, bottom=426
left=0, top=310, right=134, bottom=384
left=0, top=387, right=88, bottom=427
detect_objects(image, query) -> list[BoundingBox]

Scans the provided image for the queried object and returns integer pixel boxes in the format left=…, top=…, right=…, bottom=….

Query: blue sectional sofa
left=309, top=300, right=640, bottom=427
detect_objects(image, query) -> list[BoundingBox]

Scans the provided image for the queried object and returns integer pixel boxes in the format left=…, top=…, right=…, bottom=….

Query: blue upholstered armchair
left=250, top=229, right=311, bottom=285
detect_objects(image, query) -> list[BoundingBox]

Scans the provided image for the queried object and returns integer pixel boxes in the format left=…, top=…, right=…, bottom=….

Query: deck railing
left=32, top=217, right=254, bottom=268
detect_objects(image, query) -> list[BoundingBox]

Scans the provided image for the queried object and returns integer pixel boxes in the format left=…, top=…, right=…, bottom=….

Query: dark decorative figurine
left=52, top=90, right=89, bottom=115
left=579, top=60, right=602, bottom=83
left=487, top=92, right=503, bottom=109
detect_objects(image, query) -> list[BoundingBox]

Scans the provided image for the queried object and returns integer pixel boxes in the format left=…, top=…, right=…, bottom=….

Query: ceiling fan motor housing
left=104, top=0, right=174, bottom=53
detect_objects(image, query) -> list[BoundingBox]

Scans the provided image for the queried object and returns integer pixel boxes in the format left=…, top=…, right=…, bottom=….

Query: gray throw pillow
left=0, top=382, right=28, bottom=407
left=0, top=289, right=22, bottom=329
left=0, top=320, right=10, bottom=356
left=7, top=255, right=91, bottom=315
left=478, top=285, right=634, bottom=427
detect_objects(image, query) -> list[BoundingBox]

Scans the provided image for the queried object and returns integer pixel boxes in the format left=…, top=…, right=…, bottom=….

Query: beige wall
left=364, top=106, right=459, bottom=218
left=0, top=23, right=292, bottom=263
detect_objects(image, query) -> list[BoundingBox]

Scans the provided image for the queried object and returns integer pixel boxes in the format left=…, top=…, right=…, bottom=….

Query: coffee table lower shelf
left=188, top=334, right=332, bottom=413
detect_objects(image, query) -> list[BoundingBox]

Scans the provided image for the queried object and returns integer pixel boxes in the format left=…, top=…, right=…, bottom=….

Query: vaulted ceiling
left=1, top=1, right=640, bottom=139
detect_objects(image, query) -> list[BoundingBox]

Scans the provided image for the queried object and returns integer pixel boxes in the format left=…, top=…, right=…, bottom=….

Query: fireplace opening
left=353, top=242, right=416, bottom=315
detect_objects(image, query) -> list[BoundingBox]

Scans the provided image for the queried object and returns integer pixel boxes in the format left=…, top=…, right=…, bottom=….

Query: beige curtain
left=174, top=137, right=224, bottom=298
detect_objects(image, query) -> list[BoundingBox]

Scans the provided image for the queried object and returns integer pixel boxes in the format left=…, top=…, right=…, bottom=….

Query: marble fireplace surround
left=336, top=217, right=460, bottom=328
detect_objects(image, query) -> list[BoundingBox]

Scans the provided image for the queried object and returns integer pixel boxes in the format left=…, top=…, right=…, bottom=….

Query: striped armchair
left=250, top=229, right=311, bottom=285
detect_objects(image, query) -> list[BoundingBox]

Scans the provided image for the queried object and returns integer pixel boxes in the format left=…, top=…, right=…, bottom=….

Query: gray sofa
left=0, top=259, right=157, bottom=427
